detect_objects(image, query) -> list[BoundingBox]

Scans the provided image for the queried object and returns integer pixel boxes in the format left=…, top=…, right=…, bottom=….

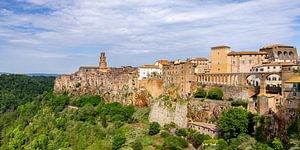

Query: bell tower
left=99, top=52, right=108, bottom=71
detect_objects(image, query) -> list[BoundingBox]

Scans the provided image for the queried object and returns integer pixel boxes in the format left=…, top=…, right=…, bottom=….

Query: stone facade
left=210, top=46, right=232, bottom=73
left=162, top=60, right=196, bottom=96
left=228, top=51, right=268, bottom=73
left=259, top=44, right=298, bottom=61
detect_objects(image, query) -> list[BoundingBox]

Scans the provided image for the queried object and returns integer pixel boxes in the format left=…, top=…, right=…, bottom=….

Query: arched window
left=289, top=52, right=294, bottom=58
left=284, top=51, right=288, bottom=58
left=278, top=51, right=283, bottom=58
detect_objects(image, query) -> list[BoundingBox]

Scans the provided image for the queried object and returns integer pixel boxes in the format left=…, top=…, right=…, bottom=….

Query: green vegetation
left=1, top=74, right=299, bottom=149
left=231, top=99, right=248, bottom=108
left=0, top=74, right=55, bottom=114
left=219, top=107, right=249, bottom=139
left=194, top=87, right=207, bottom=98
left=149, top=122, right=160, bottom=135
left=207, top=87, right=223, bottom=100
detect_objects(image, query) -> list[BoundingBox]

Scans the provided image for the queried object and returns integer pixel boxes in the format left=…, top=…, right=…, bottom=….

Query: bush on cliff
left=194, top=87, right=207, bottom=98
left=162, top=135, right=188, bottom=149
left=207, top=87, right=223, bottom=100
left=231, top=99, right=248, bottom=108
left=149, top=122, right=160, bottom=135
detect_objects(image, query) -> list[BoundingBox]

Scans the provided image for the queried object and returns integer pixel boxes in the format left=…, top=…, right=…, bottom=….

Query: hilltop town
left=54, top=44, right=300, bottom=140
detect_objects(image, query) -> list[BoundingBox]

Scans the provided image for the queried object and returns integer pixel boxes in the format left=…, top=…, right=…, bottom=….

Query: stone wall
left=202, top=85, right=251, bottom=100
left=149, top=99, right=231, bottom=127
left=149, top=100, right=188, bottom=128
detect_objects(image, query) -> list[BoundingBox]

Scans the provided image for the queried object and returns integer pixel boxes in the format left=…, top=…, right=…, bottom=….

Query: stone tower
left=99, top=52, right=108, bottom=71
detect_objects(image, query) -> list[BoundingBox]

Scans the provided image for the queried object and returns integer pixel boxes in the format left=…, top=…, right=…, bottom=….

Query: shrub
left=175, top=128, right=188, bottom=137
left=188, top=132, right=211, bottom=148
left=207, top=87, right=223, bottom=100
left=194, top=87, right=207, bottom=98
left=272, top=138, right=284, bottom=150
left=160, top=131, right=171, bottom=138
left=112, top=134, right=126, bottom=150
left=163, top=135, right=188, bottom=149
left=163, top=122, right=177, bottom=131
left=231, top=99, right=248, bottom=108
left=131, top=141, right=143, bottom=150
left=149, top=122, right=160, bottom=135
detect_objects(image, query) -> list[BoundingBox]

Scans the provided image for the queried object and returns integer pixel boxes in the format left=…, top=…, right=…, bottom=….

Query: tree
left=219, top=107, right=249, bottom=139
left=149, top=122, right=160, bottom=135
left=194, top=87, right=207, bottom=98
left=131, top=141, right=143, bottom=150
left=163, top=135, right=188, bottom=150
left=272, top=138, right=284, bottom=150
left=207, top=87, right=223, bottom=100
left=175, top=128, right=188, bottom=137
left=100, top=112, right=107, bottom=128
left=188, top=132, right=211, bottom=148
left=112, top=134, right=126, bottom=150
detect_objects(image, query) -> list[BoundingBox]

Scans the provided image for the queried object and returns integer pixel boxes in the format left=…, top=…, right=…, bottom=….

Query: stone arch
left=278, top=51, right=283, bottom=58
left=265, top=73, right=281, bottom=87
left=289, top=51, right=294, bottom=58
left=246, top=74, right=260, bottom=86
left=283, top=51, right=288, bottom=58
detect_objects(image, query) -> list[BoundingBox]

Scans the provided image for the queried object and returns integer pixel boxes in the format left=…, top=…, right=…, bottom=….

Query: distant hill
left=26, top=73, right=60, bottom=77
left=0, top=72, right=59, bottom=77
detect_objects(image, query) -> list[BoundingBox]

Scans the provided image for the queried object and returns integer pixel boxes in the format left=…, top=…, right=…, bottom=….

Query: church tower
left=99, top=52, right=108, bottom=72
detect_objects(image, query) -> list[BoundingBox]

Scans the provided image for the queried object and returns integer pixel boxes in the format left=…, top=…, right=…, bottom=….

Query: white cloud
left=0, top=0, right=300, bottom=73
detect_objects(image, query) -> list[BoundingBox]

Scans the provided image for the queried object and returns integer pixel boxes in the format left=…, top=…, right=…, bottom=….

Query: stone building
left=162, top=60, right=197, bottom=96
left=210, top=46, right=232, bottom=73
left=187, top=57, right=209, bottom=74
left=138, top=64, right=161, bottom=80
left=188, top=122, right=220, bottom=138
left=54, top=53, right=151, bottom=106
left=259, top=44, right=298, bottom=61
left=228, top=51, right=268, bottom=73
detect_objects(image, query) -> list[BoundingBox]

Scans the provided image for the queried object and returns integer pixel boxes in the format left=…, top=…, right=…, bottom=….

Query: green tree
left=188, top=132, right=211, bottom=148
left=194, top=87, right=207, bottom=98
left=163, top=135, right=188, bottom=150
left=131, top=141, right=143, bottom=150
left=175, top=128, right=188, bottom=137
left=112, top=134, right=126, bottom=150
left=219, top=107, right=249, bottom=139
left=149, top=122, right=160, bottom=135
left=207, top=87, right=223, bottom=100
left=272, top=138, right=284, bottom=150
left=101, top=112, right=107, bottom=128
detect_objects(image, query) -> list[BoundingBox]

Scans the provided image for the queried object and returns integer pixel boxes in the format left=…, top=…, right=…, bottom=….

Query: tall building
left=210, top=46, right=231, bottom=73
left=99, top=52, right=108, bottom=72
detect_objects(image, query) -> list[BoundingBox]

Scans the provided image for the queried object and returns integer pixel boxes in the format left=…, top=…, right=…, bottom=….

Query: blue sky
left=0, top=0, right=300, bottom=74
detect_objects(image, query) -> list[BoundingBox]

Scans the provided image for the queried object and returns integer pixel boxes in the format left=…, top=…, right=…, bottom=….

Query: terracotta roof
left=188, top=57, right=208, bottom=61
left=227, top=51, right=267, bottom=56
left=211, top=45, right=230, bottom=49
left=156, top=60, right=169, bottom=65
left=262, top=62, right=296, bottom=66
left=139, top=64, right=160, bottom=69
left=79, top=66, right=99, bottom=69
left=261, top=44, right=294, bottom=49
left=285, top=75, right=300, bottom=83
left=189, top=122, right=219, bottom=131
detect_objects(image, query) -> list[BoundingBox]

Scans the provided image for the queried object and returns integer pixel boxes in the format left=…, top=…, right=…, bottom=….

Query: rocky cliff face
left=54, top=67, right=150, bottom=106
